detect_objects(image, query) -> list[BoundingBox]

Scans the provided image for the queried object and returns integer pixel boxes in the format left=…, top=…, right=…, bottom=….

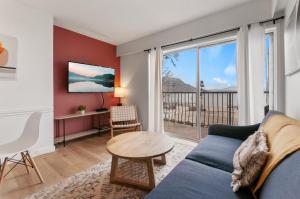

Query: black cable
left=98, top=93, right=105, bottom=108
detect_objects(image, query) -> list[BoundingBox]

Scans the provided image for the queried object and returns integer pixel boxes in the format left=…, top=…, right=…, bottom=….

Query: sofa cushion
left=259, top=150, right=300, bottom=199
left=186, top=135, right=243, bottom=172
left=145, top=159, right=253, bottom=199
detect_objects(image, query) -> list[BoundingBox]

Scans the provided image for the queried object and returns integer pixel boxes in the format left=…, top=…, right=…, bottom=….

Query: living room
left=0, top=0, right=299, bottom=198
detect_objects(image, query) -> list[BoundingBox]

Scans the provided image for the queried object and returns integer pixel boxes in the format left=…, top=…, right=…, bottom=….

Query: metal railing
left=163, top=91, right=269, bottom=128
left=163, top=91, right=238, bottom=127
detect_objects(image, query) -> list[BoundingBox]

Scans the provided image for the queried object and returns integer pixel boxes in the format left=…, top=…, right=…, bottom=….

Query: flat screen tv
left=68, top=62, right=115, bottom=93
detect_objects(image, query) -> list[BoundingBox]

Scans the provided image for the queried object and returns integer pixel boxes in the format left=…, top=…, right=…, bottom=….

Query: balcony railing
left=163, top=91, right=238, bottom=128
left=163, top=91, right=269, bottom=128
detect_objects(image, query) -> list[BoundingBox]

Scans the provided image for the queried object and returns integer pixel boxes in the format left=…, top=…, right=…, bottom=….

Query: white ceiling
left=276, top=0, right=291, bottom=12
left=18, top=0, right=256, bottom=45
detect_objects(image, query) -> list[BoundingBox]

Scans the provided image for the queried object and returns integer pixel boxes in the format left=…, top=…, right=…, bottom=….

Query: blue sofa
left=146, top=112, right=300, bottom=199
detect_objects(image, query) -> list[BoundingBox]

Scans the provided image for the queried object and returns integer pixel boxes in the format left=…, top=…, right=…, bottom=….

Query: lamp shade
left=114, top=87, right=125, bottom=98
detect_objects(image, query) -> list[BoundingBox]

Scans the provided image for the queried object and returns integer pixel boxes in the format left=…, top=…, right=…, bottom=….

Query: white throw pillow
left=231, top=128, right=269, bottom=192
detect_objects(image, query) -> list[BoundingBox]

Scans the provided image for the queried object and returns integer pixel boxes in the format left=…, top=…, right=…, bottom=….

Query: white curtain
left=237, top=25, right=249, bottom=125
left=269, top=22, right=285, bottom=112
left=148, top=47, right=164, bottom=133
left=248, top=23, right=265, bottom=124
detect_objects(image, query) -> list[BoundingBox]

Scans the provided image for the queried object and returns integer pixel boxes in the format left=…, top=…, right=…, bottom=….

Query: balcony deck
left=164, top=110, right=238, bottom=141
left=162, top=90, right=269, bottom=141
left=163, top=91, right=239, bottom=141
left=164, top=121, right=207, bottom=140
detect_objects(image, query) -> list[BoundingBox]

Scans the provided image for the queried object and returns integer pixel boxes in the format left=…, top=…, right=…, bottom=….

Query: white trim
left=196, top=47, right=201, bottom=140
left=0, top=107, right=52, bottom=118
left=268, top=32, right=275, bottom=110
left=0, top=145, right=55, bottom=160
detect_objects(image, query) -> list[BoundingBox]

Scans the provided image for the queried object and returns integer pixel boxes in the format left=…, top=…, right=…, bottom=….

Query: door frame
left=162, top=34, right=238, bottom=141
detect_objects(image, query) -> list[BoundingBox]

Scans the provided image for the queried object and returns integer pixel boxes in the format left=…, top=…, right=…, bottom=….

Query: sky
left=163, top=41, right=237, bottom=90
left=264, top=34, right=270, bottom=90
left=69, top=62, right=114, bottom=77
left=163, top=37, right=270, bottom=91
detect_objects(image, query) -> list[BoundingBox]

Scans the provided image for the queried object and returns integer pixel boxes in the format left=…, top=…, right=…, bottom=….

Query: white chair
left=110, top=105, right=142, bottom=138
left=0, top=112, right=44, bottom=185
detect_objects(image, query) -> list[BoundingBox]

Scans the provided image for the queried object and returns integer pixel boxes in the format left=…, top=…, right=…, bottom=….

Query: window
left=264, top=31, right=274, bottom=113
left=162, top=38, right=238, bottom=141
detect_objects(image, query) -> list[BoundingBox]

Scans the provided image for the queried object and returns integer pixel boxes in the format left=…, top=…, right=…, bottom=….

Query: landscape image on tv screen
left=68, top=62, right=115, bottom=93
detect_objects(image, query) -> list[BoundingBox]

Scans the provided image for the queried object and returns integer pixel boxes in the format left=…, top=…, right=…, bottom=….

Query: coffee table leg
left=146, top=158, right=155, bottom=189
left=110, top=155, right=119, bottom=183
left=109, top=156, right=156, bottom=190
left=153, top=154, right=166, bottom=165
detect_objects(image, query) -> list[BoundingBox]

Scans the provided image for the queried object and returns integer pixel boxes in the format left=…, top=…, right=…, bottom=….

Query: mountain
left=162, top=76, right=196, bottom=92
left=69, top=71, right=114, bottom=87
left=162, top=76, right=237, bottom=92
left=206, top=86, right=237, bottom=92
left=69, top=72, right=88, bottom=83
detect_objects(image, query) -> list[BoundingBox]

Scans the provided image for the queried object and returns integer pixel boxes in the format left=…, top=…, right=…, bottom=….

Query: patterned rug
left=25, top=141, right=196, bottom=199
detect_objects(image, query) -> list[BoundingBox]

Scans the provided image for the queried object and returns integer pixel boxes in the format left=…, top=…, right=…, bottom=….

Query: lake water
left=69, top=81, right=113, bottom=92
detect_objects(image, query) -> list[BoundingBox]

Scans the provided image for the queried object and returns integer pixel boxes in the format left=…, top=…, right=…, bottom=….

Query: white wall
left=121, top=52, right=149, bottom=129
left=285, top=0, right=300, bottom=120
left=119, top=0, right=274, bottom=128
left=286, top=73, right=300, bottom=119
left=0, top=0, right=54, bottom=156
left=117, top=0, right=273, bottom=56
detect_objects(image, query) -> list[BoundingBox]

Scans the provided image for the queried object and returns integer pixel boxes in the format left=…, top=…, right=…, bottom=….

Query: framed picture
left=0, top=33, right=18, bottom=77
left=285, top=0, right=300, bottom=75
left=68, top=62, right=115, bottom=93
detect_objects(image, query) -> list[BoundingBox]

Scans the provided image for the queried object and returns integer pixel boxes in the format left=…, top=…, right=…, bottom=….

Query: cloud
left=207, top=45, right=223, bottom=58
left=212, top=77, right=230, bottom=88
left=224, top=64, right=236, bottom=76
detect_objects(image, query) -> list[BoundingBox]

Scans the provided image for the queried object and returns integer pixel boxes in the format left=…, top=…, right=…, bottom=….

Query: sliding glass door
left=199, top=41, right=238, bottom=139
left=162, top=48, right=200, bottom=140
left=162, top=39, right=238, bottom=141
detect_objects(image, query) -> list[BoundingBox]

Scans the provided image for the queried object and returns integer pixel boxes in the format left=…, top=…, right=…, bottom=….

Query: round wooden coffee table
left=106, top=131, right=174, bottom=190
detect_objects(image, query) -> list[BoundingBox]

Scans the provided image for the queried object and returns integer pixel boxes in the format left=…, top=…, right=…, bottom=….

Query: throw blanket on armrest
left=253, top=114, right=300, bottom=194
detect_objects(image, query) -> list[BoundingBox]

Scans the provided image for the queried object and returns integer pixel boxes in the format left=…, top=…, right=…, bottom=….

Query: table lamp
left=114, top=87, right=125, bottom=106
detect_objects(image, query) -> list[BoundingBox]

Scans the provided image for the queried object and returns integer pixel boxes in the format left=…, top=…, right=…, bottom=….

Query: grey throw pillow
left=231, top=128, right=269, bottom=192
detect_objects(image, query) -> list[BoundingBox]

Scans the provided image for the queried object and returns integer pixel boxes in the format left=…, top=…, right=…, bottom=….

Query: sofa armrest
left=208, top=123, right=260, bottom=140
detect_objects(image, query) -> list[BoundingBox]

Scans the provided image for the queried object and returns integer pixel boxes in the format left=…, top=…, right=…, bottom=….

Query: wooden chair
left=110, top=105, right=142, bottom=138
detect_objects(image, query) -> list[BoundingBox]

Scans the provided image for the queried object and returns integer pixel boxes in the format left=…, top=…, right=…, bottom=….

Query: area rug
left=25, top=141, right=196, bottom=199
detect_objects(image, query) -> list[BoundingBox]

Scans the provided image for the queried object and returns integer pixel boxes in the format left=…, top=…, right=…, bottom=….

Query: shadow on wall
left=121, top=52, right=149, bottom=129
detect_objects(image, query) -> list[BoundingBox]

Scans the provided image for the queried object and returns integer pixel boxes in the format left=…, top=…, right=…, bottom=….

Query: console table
left=55, top=111, right=110, bottom=147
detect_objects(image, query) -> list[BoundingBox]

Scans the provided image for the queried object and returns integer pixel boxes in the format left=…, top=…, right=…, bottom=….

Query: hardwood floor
left=0, top=134, right=112, bottom=199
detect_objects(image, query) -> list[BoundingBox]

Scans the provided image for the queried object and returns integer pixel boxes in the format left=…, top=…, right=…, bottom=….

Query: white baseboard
left=0, top=145, right=55, bottom=162
left=0, top=107, right=52, bottom=117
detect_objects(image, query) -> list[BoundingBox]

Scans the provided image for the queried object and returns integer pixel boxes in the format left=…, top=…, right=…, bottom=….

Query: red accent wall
left=54, top=26, right=120, bottom=137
